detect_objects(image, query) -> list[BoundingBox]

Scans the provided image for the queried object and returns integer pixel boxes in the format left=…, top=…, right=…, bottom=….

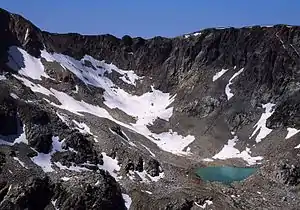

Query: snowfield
left=11, top=47, right=196, bottom=155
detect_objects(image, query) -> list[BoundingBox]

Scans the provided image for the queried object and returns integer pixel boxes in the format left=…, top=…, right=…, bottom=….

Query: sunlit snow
left=10, top=93, right=19, bottom=99
left=51, top=199, right=59, bottom=210
left=31, top=136, right=65, bottom=173
left=72, top=120, right=93, bottom=135
left=194, top=200, right=213, bottom=209
left=141, top=190, right=153, bottom=194
left=7, top=46, right=49, bottom=80
left=98, top=152, right=121, bottom=179
left=128, top=165, right=164, bottom=183
left=285, top=128, right=300, bottom=139
left=13, top=75, right=52, bottom=96
left=212, top=136, right=263, bottom=165
left=61, top=177, right=71, bottom=181
left=225, top=68, right=244, bottom=100
left=41, top=50, right=142, bottom=86
left=184, top=32, right=202, bottom=38
left=250, top=103, right=275, bottom=143
left=0, top=75, right=6, bottom=80
left=14, top=49, right=196, bottom=155
left=122, top=193, right=132, bottom=209
left=213, top=68, right=228, bottom=81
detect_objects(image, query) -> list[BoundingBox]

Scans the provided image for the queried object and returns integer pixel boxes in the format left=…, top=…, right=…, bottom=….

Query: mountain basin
left=196, top=166, right=257, bottom=184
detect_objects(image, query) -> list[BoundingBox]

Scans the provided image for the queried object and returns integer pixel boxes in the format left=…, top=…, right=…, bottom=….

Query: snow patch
left=72, top=120, right=93, bottom=135
left=0, top=75, right=6, bottom=80
left=7, top=46, right=49, bottom=80
left=31, top=136, right=64, bottom=173
left=202, top=158, right=214, bottom=162
left=128, top=168, right=165, bottom=183
left=98, top=152, right=120, bottom=179
left=193, top=32, right=202, bottom=36
left=31, top=152, right=53, bottom=172
left=250, top=103, right=275, bottom=143
left=103, top=86, right=175, bottom=122
left=194, top=200, right=213, bottom=209
left=149, top=130, right=194, bottom=155
left=285, top=128, right=300, bottom=139
left=212, top=136, right=263, bottom=165
left=213, top=68, right=228, bottom=81
left=14, top=127, right=28, bottom=144
left=141, top=190, right=153, bottom=194
left=51, top=199, right=59, bottom=210
left=122, top=193, right=132, bottom=209
left=295, top=144, right=300, bottom=149
left=10, top=93, right=19, bottom=99
left=225, top=68, right=244, bottom=100
left=61, top=177, right=71, bottom=181
left=184, top=32, right=201, bottom=38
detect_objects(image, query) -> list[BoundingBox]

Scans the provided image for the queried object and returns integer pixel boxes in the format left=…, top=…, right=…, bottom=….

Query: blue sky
left=1, top=1, right=299, bottom=38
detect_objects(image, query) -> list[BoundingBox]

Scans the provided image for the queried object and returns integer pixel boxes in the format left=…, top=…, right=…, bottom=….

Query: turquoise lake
left=196, top=166, right=256, bottom=184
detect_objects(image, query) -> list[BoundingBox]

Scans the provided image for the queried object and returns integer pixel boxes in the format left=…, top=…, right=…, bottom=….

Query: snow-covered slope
left=9, top=46, right=195, bottom=155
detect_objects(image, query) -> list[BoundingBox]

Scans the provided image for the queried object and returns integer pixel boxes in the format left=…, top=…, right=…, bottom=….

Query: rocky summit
left=0, top=8, right=300, bottom=210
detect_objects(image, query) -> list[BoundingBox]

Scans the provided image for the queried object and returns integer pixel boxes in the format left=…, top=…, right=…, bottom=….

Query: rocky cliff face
left=0, top=8, right=300, bottom=210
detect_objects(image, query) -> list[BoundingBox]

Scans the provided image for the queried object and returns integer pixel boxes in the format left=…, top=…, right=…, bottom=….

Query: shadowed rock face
left=0, top=95, right=19, bottom=136
left=0, top=7, right=300, bottom=210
